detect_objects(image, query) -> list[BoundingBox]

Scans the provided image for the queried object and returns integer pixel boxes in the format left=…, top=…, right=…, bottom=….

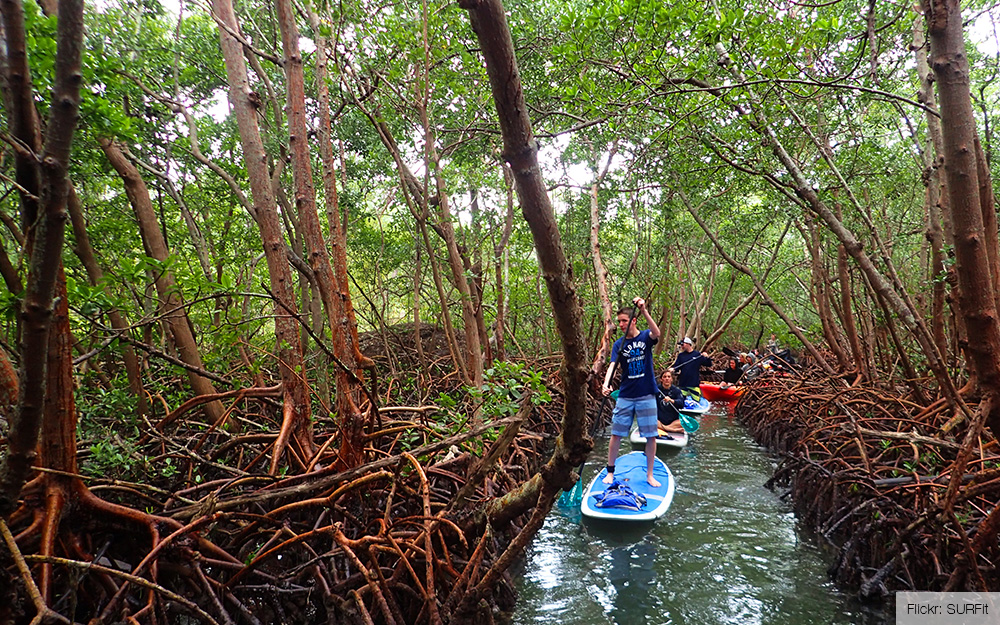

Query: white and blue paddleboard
left=581, top=451, right=674, bottom=521
left=680, top=395, right=710, bottom=417
left=629, top=427, right=688, bottom=449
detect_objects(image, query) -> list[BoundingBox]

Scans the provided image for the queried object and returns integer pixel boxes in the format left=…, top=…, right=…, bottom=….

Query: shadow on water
left=506, top=405, right=891, bottom=625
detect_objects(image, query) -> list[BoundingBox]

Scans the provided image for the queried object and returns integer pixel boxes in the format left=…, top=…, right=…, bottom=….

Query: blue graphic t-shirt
left=610, top=329, right=658, bottom=398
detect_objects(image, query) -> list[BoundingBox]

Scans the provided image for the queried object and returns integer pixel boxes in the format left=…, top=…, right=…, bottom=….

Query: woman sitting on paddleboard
left=656, top=369, right=685, bottom=434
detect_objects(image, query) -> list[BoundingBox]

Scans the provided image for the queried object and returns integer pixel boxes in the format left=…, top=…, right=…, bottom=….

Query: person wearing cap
left=601, top=297, right=662, bottom=487
left=670, top=336, right=713, bottom=395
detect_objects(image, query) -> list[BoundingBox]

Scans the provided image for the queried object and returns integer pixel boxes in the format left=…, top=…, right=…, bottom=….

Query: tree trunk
left=423, top=131, right=484, bottom=390
left=468, top=187, right=492, bottom=366
left=836, top=238, right=867, bottom=377
left=306, top=4, right=373, bottom=375
left=0, top=0, right=85, bottom=516
left=419, top=3, right=484, bottom=383
left=0, top=244, right=21, bottom=294
left=276, top=0, right=365, bottom=468
left=0, top=345, right=15, bottom=415
left=355, top=97, right=471, bottom=384
left=423, top=219, right=467, bottom=375
left=975, top=137, right=1000, bottom=312
left=677, top=259, right=690, bottom=343
left=130, top=153, right=215, bottom=283
left=534, top=268, right=552, bottom=354
left=459, top=0, right=590, bottom=527
left=692, top=260, right=717, bottom=342
left=914, top=13, right=951, bottom=363
left=309, top=288, right=331, bottom=411
left=682, top=191, right=837, bottom=376
left=34, top=273, right=83, bottom=601
left=710, top=272, right=738, bottom=333
left=99, top=138, right=224, bottom=424
left=212, top=0, right=313, bottom=471
left=412, top=244, right=430, bottom=382
left=923, top=0, right=1000, bottom=437
left=493, top=165, right=515, bottom=362
left=703, top=221, right=790, bottom=350
left=801, top=220, right=851, bottom=370
left=713, top=41, right=962, bottom=409
left=587, top=143, right=617, bottom=384
left=654, top=249, right=673, bottom=355
left=872, top=285, right=929, bottom=403
left=99, top=138, right=224, bottom=423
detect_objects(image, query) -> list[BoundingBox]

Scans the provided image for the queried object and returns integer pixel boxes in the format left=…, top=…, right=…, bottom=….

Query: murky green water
left=507, top=405, right=890, bottom=625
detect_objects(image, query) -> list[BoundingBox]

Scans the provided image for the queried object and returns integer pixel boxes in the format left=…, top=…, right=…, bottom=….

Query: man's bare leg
left=645, top=437, right=661, bottom=487
left=603, top=434, right=622, bottom=483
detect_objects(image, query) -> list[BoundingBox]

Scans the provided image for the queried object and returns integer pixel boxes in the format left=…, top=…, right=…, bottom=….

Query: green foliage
left=65, top=275, right=117, bottom=318
left=0, top=289, right=18, bottom=325
left=78, top=387, right=144, bottom=480
left=472, top=361, right=553, bottom=420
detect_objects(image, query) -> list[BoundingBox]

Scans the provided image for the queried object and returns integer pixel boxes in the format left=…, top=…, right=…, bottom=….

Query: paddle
left=679, top=411, right=699, bottom=433
left=682, top=385, right=703, bottom=400
left=667, top=390, right=703, bottom=434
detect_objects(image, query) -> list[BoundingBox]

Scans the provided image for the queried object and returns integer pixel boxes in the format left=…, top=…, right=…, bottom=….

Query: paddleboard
left=581, top=451, right=674, bottom=521
left=679, top=395, right=710, bottom=416
left=628, top=426, right=688, bottom=449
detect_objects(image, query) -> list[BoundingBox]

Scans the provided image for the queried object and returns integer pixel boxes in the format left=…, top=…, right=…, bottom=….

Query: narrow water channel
left=507, top=404, right=891, bottom=625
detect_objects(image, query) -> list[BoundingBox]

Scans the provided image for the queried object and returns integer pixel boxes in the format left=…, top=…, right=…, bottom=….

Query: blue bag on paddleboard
left=593, top=480, right=647, bottom=511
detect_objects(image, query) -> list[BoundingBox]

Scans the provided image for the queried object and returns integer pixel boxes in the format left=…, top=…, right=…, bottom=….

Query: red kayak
left=700, top=383, right=744, bottom=402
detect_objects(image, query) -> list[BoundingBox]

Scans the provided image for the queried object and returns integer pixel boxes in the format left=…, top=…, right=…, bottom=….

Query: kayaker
left=671, top=337, right=713, bottom=395
left=602, top=297, right=662, bottom=487
left=720, top=357, right=742, bottom=389
left=656, top=368, right=685, bottom=434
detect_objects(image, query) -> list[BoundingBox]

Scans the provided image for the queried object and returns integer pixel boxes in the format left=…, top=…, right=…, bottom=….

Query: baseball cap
left=681, top=337, right=693, bottom=345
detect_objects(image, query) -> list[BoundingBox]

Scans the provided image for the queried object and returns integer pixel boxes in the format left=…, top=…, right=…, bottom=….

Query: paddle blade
left=680, top=413, right=699, bottom=433
left=558, top=466, right=586, bottom=507
left=557, top=487, right=574, bottom=507
left=571, top=474, right=584, bottom=503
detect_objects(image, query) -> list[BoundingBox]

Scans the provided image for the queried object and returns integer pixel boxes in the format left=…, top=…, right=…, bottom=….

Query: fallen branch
left=851, top=426, right=962, bottom=451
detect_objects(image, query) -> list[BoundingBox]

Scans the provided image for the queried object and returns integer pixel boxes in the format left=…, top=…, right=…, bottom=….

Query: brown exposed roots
left=736, top=370, right=1000, bottom=599
left=2, top=359, right=574, bottom=624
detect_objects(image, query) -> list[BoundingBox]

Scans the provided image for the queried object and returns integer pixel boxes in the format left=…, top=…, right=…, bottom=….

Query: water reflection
left=507, top=407, right=890, bottom=625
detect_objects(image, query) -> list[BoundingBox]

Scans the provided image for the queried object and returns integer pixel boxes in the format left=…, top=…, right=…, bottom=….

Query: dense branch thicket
left=3, top=332, right=577, bottom=624
left=738, top=372, right=1000, bottom=596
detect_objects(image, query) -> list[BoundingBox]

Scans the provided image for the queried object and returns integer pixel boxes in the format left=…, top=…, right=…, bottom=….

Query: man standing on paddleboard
left=671, top=336, right=713, bottom=395
left=602, top=297, right=661, bottom=487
